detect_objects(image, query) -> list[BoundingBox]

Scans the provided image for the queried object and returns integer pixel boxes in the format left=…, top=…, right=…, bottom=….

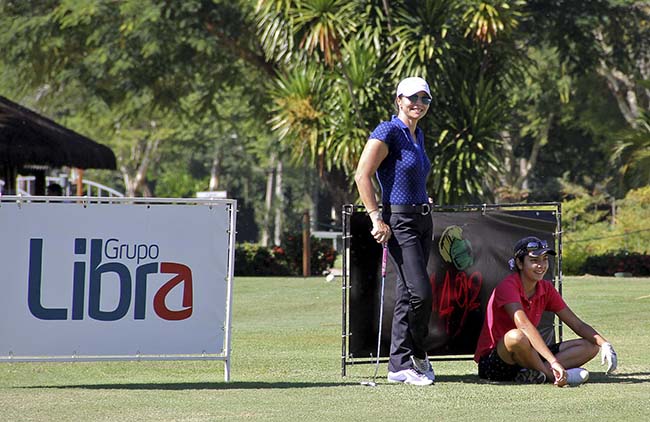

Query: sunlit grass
left=1, top=276, right=648, bottom=421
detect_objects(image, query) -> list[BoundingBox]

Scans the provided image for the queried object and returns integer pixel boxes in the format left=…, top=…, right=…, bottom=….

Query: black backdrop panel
left=348, top=206, right=559, bottom=359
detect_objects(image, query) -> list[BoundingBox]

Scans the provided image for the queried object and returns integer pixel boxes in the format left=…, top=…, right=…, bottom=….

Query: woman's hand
left=551, top=360, right=568, bottom=387
left=370, top=218, right=391, bottom=244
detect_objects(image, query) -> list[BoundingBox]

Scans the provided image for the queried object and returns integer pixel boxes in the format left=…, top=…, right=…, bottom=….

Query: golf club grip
left=381, top=244, right=388, bottom=277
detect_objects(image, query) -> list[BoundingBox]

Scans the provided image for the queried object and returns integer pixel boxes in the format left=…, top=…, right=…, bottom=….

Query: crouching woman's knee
left=503, top=329, right=532, bottom=352
left=584, top=340, right=600, bottom=360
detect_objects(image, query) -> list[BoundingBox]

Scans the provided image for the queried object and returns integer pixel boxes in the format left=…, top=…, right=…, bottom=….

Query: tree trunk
left=594, top=26, right=649, bottom=128
left=274, top=159, right=284, bottom=246
left=119, top=132, right=161, bottom=197
left=209, top=145, right=221, bottom=191
left=598, top=62, right=640, bottom=128
left=260, top=154, right=276, bottom=247
left=307, top=162, right=318, bottom=232
left=515, top=113, right=553, bottom=189
left=320, top=167, right=354, bottom=229
left=494, top=112, right=552, bottom=204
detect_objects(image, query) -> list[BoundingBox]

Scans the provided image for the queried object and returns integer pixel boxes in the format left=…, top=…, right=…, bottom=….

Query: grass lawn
left=1, top=276, right=649, bottom=421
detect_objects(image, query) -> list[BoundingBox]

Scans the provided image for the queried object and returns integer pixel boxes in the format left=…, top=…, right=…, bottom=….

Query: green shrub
left=234, top=234, right=337, bottom=276
left=234, top=243, right=292, bottom=276
left=276, top=233, right=338, bottom=276
left=581, top=250, right=650, bottom=276
left=562, top=245, right=591, bottom=276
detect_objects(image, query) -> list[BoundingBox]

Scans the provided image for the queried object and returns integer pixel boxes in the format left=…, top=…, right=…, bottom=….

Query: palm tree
left=256, top=0, right=529, bottom=205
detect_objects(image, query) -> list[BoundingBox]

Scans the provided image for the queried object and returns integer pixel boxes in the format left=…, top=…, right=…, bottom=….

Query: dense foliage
left=563, top=186, right=650, bottom=275
left=1, top=1, right=648, bottom=246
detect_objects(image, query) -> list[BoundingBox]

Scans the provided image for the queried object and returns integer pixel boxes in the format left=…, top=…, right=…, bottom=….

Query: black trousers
left=385, top=211, right=433, bottom=372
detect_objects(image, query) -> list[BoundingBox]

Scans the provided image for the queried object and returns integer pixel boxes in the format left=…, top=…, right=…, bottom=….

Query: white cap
left=396, top=77, right=431, bottom=98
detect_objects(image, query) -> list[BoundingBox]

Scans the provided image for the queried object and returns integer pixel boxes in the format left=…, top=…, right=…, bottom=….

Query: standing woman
left=354, top=77, right=435, bottom=386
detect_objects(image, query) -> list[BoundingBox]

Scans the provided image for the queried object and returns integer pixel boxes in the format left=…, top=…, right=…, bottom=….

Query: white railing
left=6, top=176, right=124, bottom=197
left=79, top=179, right=124, bottom=197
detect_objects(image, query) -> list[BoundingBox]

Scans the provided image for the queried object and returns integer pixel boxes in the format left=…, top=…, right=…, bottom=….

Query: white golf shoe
left=566, top=368, right=590, bottom=387
left=387, top=368, right=433, bottom=386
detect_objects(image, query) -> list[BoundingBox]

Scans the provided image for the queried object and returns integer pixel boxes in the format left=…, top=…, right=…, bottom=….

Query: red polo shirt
left=474, top=272, right=567, bottom=362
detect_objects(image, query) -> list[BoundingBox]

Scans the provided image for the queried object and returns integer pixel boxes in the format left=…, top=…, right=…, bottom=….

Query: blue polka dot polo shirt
left=369, top=115, right=431, bottom=205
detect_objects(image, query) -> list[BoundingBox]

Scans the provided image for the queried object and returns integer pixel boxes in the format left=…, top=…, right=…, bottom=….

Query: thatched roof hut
left=0, top=95, right=116, bottom=194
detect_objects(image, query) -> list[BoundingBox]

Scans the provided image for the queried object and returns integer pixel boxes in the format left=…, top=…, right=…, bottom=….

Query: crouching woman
left=474, top=236, right=617, bottom=386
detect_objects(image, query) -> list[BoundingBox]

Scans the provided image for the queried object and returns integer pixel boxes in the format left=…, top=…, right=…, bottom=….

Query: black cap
left=513, top=236, right=556, bottom=259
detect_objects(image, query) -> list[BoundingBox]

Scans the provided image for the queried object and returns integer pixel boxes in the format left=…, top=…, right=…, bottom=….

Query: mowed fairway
left=1, top=276, right=649, bottom=421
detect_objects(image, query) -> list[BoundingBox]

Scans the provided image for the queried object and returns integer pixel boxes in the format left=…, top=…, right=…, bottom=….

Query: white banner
left=0, top=198, right=235, bottom=370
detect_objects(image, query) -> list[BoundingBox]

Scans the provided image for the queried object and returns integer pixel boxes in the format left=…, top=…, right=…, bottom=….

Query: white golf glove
left=601, top=342, right=618, bottom=374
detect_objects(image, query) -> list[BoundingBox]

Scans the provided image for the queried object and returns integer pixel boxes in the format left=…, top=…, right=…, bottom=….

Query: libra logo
left=27, top=238, right=193, bottom=321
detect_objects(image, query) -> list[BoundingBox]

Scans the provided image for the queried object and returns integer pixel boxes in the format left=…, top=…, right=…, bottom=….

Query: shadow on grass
left=22, top=381, right=353, bottom=391
left=436, top=372, right=650, bottom=385
left=587, top=372, right=650, bottom=384
left=21, top=373, right=650, bottom=390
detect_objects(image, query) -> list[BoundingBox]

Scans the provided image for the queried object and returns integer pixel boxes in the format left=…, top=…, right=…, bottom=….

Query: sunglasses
left=401, top=94, right=432, bottom=105
left=525, top=240, right=549, bottom=250
left=515, top=239, right=550, bottom=259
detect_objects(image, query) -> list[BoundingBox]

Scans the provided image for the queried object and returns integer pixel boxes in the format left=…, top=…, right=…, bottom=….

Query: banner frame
left=0, top=195, right=237, bottom=382
left=341, top=202, right=563, bottom=377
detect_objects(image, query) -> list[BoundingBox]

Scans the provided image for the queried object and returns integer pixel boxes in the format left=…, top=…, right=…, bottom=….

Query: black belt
left=383, top=203, right=431, bottom=215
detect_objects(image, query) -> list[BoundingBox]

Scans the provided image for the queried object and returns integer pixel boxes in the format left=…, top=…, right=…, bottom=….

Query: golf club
left=360, top=243, right=388, bottom=387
